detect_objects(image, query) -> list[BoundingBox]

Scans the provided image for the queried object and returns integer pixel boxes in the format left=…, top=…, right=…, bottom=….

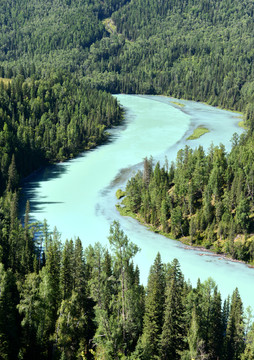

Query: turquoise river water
left=20, top=95, right=254, bottom=311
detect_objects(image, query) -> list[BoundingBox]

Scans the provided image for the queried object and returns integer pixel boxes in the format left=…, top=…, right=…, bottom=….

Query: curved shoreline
left=116, top=203, right=254, bottom=270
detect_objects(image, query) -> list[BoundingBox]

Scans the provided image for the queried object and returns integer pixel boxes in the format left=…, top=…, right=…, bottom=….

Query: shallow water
left=20, top=95, right=254, bottom=310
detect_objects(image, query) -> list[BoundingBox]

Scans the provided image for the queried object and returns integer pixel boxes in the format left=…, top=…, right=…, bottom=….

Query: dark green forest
left=1, top=0, right=254, bottom=120
left=0, top=0, right=254, bottom=358
left=120, top=133, right=254, bottom=263
left=0, top=219, right=253, bottom=360
left=0, top=72, right=122, bottom=195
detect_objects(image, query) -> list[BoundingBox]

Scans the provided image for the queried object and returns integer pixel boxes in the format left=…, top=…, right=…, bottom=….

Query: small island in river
left=187, top=126, right=210, bottom=140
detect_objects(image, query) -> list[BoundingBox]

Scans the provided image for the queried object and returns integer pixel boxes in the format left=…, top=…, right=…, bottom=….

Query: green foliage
left=0, top=72, right=122, bottom=197
left=116, top=189, right=125, bottom=200
left=121, top=137, right=254, bottom=262
left=187, top=127, right=210, bottom=140
left=0, top=0, right=130, bottom=73
left=0, top=0, right=254, bottom=358
left=1, top=0, right=253, bottom=121
left=0, top=221, right=252, bottom=359
left=78, top=0, right=254, bottom=119
left=0, top=264, right=20, bottom=359
left=241, top=322, right=254, bottom=360
left=160, top=259, right=186, bottom=359
left=140, top=253, right=165, bottom=359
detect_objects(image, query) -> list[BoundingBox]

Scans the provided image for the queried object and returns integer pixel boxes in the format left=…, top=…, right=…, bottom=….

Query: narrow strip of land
left=187, top=126, right=210, bottom=140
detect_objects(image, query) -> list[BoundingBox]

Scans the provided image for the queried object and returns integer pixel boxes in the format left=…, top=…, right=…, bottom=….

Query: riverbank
left=116, top=201, right=254, bottom=268
left=20, top=94, right=254, bottom=310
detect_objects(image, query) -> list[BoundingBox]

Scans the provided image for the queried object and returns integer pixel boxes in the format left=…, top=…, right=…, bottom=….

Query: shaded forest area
left=0, top=220, right=253, bottom=360
left=0, top=0, right=254, bottom=358
left=0, top=72, right=122, bottom=195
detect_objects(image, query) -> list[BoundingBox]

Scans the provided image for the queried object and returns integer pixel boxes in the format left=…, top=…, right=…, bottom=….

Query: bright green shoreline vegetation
left=187, top=127, right=210, bottom=140
left=238, top=120, right=248, bottom=129
left=116, top=201, right=254, bottom=266
left=170, top=101, right=185, bottom=107
left=116, top=189, right=125, bottom=199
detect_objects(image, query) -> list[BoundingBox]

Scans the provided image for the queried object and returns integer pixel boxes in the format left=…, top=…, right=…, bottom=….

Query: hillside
left=0, top=0, right=254, bottom=119
left=85, top=0, right=254, bottom=116
left=0, top=1, right=254, bottom=359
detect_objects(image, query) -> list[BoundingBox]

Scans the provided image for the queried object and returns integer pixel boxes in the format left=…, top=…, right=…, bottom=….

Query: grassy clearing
left=187, top=127, right=210, bottom=140
left=102, top=18, right=117, bottom=34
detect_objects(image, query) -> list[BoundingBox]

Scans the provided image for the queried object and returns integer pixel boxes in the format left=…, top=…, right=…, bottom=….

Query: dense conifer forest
left=119, top=134, right=254, bottom=263
left=0, top=0, right=254, bottom=358
left=0, top=216, right=253, bottom=360
left=0, top=72, right=122, bottom=195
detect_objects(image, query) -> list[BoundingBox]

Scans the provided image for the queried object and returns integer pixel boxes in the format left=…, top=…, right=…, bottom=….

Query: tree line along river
left=20, top=94, right=254, bottom=311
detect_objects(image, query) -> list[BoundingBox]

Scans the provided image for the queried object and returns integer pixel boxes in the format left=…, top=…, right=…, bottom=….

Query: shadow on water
left=19, top=163, right=69, bottom=221
left=18, top=116, right=132, bottom=224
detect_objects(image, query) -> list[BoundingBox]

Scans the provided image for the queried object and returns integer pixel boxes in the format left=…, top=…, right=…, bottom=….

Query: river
left=20, top=95, right=254, bottom=310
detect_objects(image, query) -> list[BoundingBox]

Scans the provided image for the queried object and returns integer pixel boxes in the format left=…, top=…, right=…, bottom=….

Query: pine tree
left=17, top=272, right=42, bottom=358
left=60, top=239, right=74, bottom=300
left=108, top=221, right=140, bottom=356
left=140, top=252, right=165, bottom=359
left=0, top=264, right=20, bottom=360
left=143, top=156, right=153, bottom=188
left=38, top=233, right=62, bottom=357
left=160, top=259, right=186, bottom=359
left=21, top=200, right=34, bottom=274
left=7, top=154, right=19, bottom=192
left=224, top=288, right=245, bottom=360
left=241, top=322, right=254, bottom=360
left=86, top=243, right=116, bottom=358
left=54, top=292, right=87, bottom=360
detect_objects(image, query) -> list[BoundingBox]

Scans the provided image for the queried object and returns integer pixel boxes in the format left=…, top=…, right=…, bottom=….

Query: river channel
left=20, top=95, right=254, bottom=310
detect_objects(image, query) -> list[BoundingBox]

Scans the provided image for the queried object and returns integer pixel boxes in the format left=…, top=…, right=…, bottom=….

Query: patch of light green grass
left=116, top=189, right=125, bottom=199
left=187, top=127, right=210, bottom=140
left=170, top=101, right=185, bottom=107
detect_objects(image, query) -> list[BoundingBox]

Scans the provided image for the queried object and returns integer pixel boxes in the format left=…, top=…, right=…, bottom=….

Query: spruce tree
left=60, top=239, right=74, bottom=300
left=7, top=154, right=19, bottom=192
left=241, top=322, right=254, bottom=360
left=17, top=272, right=42, bottom=358
left=224, top=288, right=245, bottom=360
left=108, top=221, right=140, bottom=356
left=0, top=265, right=20, bottom=360
left=140, top=252, right=165, bottom=359
left=160, top=258, right=186, bottom=359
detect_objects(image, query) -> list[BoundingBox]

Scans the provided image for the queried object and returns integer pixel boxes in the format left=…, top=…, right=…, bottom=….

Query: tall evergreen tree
left=60, top=239, right=74, bottom=300
left=17, top=272, right=42, bottom=359
left=139, top=252, right=165, bottom=359
left=7, top=154, right=19, bottom=192
left=0, top=264, right=20, bottom=360
left=160, top=259, right=186, bottom=360
left=241, top=322, right=254, bottom=360
left=108, top=221, right=140, bottom=356
left=224, top=288, right=245, bottom=360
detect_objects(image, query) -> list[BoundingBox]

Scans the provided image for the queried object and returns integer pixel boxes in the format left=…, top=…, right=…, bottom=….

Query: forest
left=0, top=217, right=253, bottom=360
left=0, top=71, right=122, bottom=195
left=119, top=132, right=254, bottom=263
left=1, top=0, right=254, bottom=358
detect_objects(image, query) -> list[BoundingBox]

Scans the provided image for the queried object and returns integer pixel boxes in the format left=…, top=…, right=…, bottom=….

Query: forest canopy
left=0, top=0, right=254, bottom=358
